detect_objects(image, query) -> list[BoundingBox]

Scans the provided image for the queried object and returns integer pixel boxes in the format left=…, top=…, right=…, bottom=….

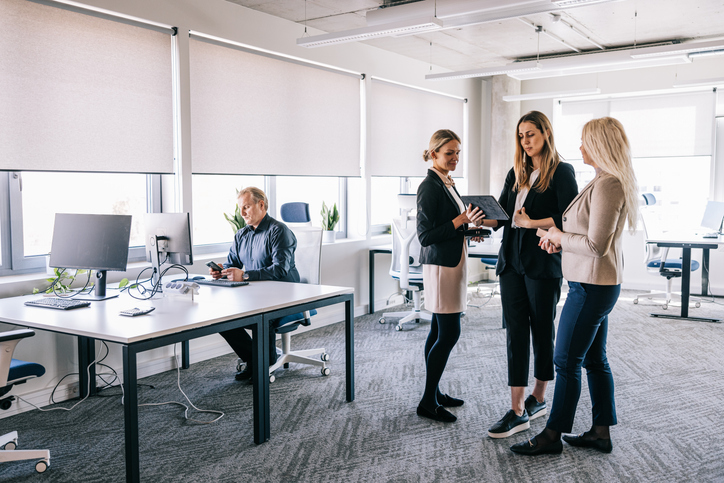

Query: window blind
left=368, top=79, right=465, bottom=178
left=189, top=35, right=362, bottom=177
left=0, top=0, right=174, bottom=173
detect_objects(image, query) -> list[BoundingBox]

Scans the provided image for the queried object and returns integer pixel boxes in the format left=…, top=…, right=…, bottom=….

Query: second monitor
left=144, top=213, right=193, bottom=287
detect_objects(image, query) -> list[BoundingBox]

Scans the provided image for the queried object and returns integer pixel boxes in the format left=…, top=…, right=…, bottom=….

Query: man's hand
left=222, top=267, right=245, bottom=282
left=209, top=262, right=225, bottom=279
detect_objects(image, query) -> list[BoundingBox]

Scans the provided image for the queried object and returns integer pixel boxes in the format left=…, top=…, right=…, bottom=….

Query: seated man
left=210, top=186, right=300, bottom=382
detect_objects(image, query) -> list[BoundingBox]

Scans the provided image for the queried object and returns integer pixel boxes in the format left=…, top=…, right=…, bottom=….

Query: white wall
left=0, top=0, right=480, bottom=417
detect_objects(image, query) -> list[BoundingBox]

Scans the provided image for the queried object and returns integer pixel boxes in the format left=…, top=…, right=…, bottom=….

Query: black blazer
left=495, top=162, right=578, bottom=279
left=417, top=169, right=466, bottom=267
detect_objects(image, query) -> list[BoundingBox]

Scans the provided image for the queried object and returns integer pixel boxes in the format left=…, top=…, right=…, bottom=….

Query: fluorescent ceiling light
left=426, top=64, right=541, bottom=81
left=673, top=77, right=724, bottom=88
left=502, top=88, right=601, bottom=101
left=630, top=40, right=724, bottom=59
left=551, top=0, right=615, bottom=6
left=688, top=49, right=724, bottom=59
left=297, top=17, right=442, bottom=48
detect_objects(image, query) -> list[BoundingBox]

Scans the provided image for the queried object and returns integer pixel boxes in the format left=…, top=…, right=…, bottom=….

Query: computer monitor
left=144, top=213, right=193, bottom=287
left=701, top=201, right=724, bottom=234
left=49, top=213, right=132, bottom=301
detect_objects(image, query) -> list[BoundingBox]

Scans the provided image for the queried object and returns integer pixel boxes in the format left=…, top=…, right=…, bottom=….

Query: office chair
left=0, top=329, right=50, bottom=473
left=266, top=203, right=328, bottom=382
left=633, top=193, right=701, bottom=310
left=468, top=256, right=500, bottom=308
left=379, top=194, right=432, bottom=331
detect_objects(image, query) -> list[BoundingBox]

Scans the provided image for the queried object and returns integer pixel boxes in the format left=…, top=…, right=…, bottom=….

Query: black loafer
left=234, top=368, right=252, bottom=381
left=562, top=433, right=613, bottom=453
left=416, top=404, right=457, bottom=423
left=438, top=393, right=464, bottom=407
left=510, top=437, right=562, bottom=456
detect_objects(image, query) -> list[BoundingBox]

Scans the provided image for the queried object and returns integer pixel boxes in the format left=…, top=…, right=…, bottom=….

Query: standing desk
left=368, top=239, right=501, bottom=314
left=0, top=280, right=354, bottom=482
left=645, top=234, right=723, bottom=323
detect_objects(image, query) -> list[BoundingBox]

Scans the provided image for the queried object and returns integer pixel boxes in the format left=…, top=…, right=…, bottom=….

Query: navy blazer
left=417, top=169, right=466, bottom=267
left=495, top=162, right=578, bottom=279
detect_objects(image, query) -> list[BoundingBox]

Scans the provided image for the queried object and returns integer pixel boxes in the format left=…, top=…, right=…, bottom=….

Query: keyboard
left=194, top=278, right=249, bottom=288
left=25, top=298, right=91, bottom=310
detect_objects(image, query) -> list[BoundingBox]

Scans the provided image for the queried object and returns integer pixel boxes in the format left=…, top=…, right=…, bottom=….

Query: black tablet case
left=460, top=195, right=510, bottom=221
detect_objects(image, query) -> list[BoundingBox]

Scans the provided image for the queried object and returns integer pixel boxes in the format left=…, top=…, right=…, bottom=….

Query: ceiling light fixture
left=630, top=40, right=724, bottom=59
left=551, top=0, right=616, bottom=6
left=426, top=64, right=542, bottom=81
left=672, top=77, right=724, bottom=88
left=502, top=88, right=601, bottom=101
left=296, top=16, right=442, bottom=48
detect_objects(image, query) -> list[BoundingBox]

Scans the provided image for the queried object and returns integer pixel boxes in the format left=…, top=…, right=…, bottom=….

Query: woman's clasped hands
left=537, top=227, right=562, bottom=254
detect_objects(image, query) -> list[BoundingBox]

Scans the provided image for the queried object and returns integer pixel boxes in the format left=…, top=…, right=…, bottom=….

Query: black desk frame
left=75, top=292, right=355, bottom=483
left=649, top=241, right=720, bottom=323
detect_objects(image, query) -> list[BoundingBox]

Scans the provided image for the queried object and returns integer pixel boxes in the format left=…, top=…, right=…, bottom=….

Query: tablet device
left=460, top=195, right=509, bottom=221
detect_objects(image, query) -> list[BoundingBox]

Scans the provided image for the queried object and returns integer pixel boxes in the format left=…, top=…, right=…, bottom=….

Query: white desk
left=0, top=280, right=354, bottom=482
left=645, top=234, right=723, bottom=323
left=368, top=239, right=501, bottom=314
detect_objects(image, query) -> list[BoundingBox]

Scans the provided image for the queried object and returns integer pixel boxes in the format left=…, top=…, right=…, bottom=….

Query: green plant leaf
left=32, top=288, right=39, bottom=294
left=119, top=278, right=129, bottom=288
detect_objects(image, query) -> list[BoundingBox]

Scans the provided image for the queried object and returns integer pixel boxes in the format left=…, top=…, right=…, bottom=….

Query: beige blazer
left=559, top=171, right=627, bottom=285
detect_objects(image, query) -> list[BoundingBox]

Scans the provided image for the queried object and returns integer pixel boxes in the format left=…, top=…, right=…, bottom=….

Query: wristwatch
left=243, top=272, right=250, bottom=281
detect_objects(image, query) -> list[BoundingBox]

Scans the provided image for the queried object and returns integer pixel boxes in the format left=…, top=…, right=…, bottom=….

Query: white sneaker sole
left=527, top=407, right=547, bottom=421
left=487, top=421, right=530, bottom=439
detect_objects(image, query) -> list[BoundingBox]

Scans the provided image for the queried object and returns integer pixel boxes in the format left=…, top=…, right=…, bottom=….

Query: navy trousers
left=546, top=282, right=620, bottom=433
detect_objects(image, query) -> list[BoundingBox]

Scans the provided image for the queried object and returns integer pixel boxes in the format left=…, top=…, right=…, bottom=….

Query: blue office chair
left=266, top=203, right=328, bottom=382
left=634, top=193, right=701, bottom=310
left=0, top=329, right=50, bottom=473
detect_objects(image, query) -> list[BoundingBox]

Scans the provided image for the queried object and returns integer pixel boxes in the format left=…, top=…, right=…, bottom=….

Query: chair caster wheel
left=236, top=358, right=245, bottom=372
left=35, top=459, right=49, bottom=473
left=320, top=353, right=330, bottom=362
left=695, top=302, right=701, bottom=308
left=395, top=325, right=402, bottom=331
left=0, top=398, right=13, bottom=410
left=322, top=367, right=331, bottom=376
left=633, top=298, right=638, bottom=304
left=379, top=317, right=385, bottom=324
left=662, top=304, right=668, bottom=310
left=3, top=440, right=17, bottom=451
left=269, top=374, right=276, bottom=383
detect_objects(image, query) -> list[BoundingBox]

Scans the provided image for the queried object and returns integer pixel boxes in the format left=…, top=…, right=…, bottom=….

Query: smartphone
left=206, top=261, right=224, bottom=272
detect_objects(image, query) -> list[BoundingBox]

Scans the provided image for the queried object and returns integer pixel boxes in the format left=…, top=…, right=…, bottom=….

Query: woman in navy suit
left=481, top=111, right=579, bottom=438
left=416, top=129, right=484, bottom=423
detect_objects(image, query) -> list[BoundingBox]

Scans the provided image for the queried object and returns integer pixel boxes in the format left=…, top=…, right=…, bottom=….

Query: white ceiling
left=225, top=0, right=724, bottom=73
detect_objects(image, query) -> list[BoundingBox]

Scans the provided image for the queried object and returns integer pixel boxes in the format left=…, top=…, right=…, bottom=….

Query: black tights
left=420, top=312, right=461, bottom=411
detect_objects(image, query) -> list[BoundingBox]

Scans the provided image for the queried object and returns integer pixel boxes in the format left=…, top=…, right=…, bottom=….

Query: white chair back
left=389, top=215, right=422, bottom=290
left=290, top=226, right=322, bottom=285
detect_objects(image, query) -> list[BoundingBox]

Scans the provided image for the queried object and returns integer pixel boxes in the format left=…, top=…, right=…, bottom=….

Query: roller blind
left=368, top=79, right=465, bottom=178
left=0, top=0, right=174, bottom=173
left=557, top=91, right=715, bottom=159
left=189, top=35, right=362, bottom=177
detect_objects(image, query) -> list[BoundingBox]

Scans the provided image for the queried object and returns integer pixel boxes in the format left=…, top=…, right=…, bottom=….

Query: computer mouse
left=192, top=276, right=207, bottom=281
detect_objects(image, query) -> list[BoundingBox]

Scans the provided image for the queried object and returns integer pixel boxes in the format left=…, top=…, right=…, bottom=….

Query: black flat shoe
left=234, top=368, right=252, bottom=381
left=438, top=393, right=464, bottom=407
left=510, top=437, right=563, bottom=456
left=562, top=433, right=613, bottom=453
left=416, top=404, right=457, bottom=423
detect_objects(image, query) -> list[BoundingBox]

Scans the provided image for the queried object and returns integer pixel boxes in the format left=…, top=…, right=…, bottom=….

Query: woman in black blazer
left=481, top=111, right=578, bottom=438
left=416, top=129, right=484, bottom=423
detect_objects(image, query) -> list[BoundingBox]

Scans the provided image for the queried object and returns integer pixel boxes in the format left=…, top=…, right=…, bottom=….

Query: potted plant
left=224, top=189, right=246, bottom=234
left=321, top=201, right=339, bottom=243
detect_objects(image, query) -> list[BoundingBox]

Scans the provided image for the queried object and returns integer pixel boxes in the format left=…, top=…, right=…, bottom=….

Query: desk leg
left=252, top=317, right=269, bottom=443
left=650, top=247, right=720, bottom=323
left=345, top=296, right=355, bottom=402
left=78, top=337, right=97, bottom=398
left=122, top=345, right=140, bottom=483
left=181, top=340, right=190, bottom=369
left=369, top=251, right=375, bottom=314
left=702, top=249, right=710, bottom=296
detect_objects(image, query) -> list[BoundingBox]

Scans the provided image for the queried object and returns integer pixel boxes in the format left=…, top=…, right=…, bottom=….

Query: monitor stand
left=74, top=270, right=119, bottom=301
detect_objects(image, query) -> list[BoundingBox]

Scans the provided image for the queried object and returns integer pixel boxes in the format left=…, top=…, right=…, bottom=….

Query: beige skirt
left=422, top=242, right=467, bottom=314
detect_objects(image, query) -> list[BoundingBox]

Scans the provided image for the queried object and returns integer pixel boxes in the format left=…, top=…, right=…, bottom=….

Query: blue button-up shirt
left=225, top=214, right=300, bottom=282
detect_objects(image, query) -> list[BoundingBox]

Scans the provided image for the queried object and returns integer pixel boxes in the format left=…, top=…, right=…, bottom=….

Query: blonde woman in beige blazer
left=511, top=117, right=639, bottom=456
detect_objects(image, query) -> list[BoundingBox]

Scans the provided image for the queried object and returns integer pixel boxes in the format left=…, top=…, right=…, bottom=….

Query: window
left=191, top=175, right=265, bottom=247
left=275, top=177, right=341, bottom=231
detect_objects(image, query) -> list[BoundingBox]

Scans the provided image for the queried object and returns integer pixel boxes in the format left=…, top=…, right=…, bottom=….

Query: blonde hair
left=422, top=129, right=461, bottom=162
left=581, top=117, right=639, bottom=232
left=237, top=186, right=268, bottom=211
left=514, top=111, right=560, bottom=193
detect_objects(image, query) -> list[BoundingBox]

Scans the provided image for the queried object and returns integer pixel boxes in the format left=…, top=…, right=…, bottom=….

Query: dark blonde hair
left=237, top=186, right=268, bottom=211
left=514, top=111, right=559, bottom=193
left=422, top=129, right=461, bottom=162
left=581, top=117, right=638, bottom=232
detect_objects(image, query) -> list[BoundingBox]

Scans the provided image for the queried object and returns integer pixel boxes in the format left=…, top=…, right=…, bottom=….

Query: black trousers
left=220, top=323, right=278, bottom=370
left=499, top=266, right=561, bottom=387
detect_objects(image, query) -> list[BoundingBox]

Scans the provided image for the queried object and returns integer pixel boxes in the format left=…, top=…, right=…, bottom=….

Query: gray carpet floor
left=1, top=290, right=723, bottom=482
